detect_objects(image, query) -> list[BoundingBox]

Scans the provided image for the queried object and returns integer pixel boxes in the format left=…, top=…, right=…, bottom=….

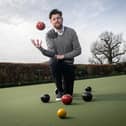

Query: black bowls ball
left=40, top=94, right=50, bottom=103
left=82, top=92, right=93, bottom=102
left=47, top=30, right=58, bottom=39
left=85, top=86, right=92, bottom=92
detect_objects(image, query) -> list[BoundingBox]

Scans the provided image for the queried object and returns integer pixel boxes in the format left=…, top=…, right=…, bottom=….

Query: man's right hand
left=31, top=39, right=42, bottom=48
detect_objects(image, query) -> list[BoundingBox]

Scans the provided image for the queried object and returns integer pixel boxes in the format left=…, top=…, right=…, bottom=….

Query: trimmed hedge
left=74, top=64, right=113, bottom=79
left=0, top=62, right=126, bottom=87
left=0, top=63, right=52, bottom=87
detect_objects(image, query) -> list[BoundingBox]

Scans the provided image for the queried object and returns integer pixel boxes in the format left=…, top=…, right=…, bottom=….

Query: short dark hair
left=49, top=9, right=62, bottom=19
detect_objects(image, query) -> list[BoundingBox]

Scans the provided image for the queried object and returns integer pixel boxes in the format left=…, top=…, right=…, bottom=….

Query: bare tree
left=89, top=31, right=126, bottom=64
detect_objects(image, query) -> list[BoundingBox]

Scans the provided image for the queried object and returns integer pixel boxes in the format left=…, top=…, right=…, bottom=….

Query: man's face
left=50, top=14, right=63, bottom=29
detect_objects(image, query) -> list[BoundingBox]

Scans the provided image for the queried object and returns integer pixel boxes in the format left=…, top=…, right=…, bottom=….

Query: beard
left=54, top=23, right=62, bottom=30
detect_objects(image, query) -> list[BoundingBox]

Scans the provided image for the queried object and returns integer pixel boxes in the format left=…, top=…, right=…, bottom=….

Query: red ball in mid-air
left=36, top=21, right=45, bottom=30
left=61, top=94, right=73, bottom=105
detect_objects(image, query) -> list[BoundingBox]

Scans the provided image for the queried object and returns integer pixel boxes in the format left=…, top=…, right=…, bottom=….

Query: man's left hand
left=55, top=55, right=64, bottom=60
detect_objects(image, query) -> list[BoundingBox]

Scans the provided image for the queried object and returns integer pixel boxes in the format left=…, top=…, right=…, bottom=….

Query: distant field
left=0, top=75, right=126, bottom=126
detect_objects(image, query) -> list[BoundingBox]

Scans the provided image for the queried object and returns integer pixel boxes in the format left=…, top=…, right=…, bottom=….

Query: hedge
left=0, top=62, right=126, bottom=87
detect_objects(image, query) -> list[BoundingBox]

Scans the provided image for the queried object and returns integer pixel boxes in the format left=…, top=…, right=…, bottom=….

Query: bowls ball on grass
left=61, top=94, right=73, bottom=105
left=85, top=86, right=92, bottom=92
left=82, top=92, right=93, bottom=102
left=40, top=94, right=50, bottom=103
left=57, top=108, right=67, bottom=118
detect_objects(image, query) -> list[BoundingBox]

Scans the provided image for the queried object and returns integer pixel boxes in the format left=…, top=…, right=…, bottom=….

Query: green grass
left=0, top=75, right=126, bottom=126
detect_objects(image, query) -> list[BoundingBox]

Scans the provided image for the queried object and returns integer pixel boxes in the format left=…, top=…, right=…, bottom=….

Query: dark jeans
left=50, top=60, right=75, bottom=95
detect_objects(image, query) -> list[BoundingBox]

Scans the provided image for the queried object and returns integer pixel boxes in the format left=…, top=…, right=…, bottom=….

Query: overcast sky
left=0, top=0, right=126, bottom=64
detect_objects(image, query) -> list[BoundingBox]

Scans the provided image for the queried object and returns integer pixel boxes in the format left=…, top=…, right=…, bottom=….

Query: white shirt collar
left=53, top=26, right=64, bottom=35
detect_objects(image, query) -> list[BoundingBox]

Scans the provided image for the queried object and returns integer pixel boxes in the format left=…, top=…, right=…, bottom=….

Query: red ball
left=36, top=21, right=45, bottom=30
left=61, top=94, right=72, bottom=105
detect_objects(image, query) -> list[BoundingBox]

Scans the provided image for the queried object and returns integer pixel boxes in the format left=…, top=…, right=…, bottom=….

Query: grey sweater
left=39, top=26, right=81, bottom=64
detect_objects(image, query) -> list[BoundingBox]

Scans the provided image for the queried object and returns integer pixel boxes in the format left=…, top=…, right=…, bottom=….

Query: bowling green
left=0, top=75, right=126, bottom=126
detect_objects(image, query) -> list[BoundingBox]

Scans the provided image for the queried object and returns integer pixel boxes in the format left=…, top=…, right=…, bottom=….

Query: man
left=32, top=9, right=81, bottom=101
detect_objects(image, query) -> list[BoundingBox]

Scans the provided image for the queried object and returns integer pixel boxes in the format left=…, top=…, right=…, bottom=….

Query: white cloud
left=0, top=0, right=126, bottom=64
left=0, top=0, right=50, bottom=24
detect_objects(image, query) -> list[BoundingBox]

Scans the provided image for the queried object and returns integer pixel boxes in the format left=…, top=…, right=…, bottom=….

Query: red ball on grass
left=61, top=94, right=73, bottom=105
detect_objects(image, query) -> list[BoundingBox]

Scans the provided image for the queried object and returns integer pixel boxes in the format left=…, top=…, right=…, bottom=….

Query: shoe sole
left=56, top=98, right=61, bottom=101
